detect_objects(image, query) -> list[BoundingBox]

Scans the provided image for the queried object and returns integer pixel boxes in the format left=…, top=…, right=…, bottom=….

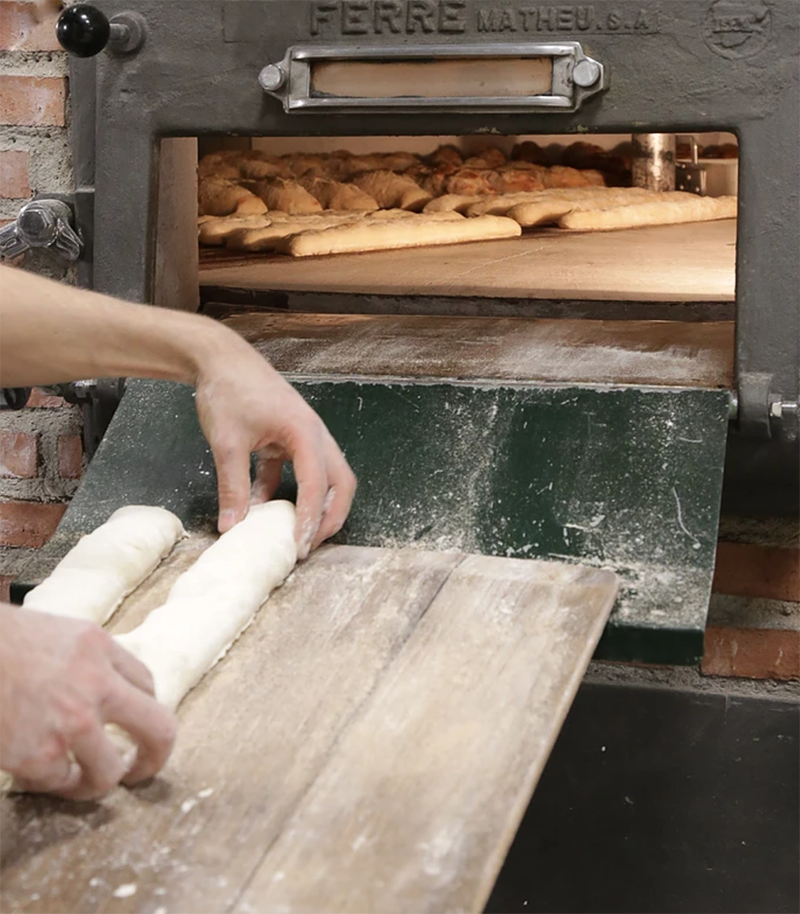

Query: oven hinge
left=734, top=373, right=799, bottom=440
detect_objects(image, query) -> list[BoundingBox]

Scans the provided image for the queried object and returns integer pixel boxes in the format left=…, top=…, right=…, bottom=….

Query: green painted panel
left=14, top=378, right=729, bottom=665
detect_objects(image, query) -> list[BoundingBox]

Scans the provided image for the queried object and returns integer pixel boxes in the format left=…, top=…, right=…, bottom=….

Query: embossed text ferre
left=307, top=2, right=660, bottom=36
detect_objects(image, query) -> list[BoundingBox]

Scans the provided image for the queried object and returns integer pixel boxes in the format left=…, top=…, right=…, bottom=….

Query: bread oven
left=5, top=0, right=799, bottom=666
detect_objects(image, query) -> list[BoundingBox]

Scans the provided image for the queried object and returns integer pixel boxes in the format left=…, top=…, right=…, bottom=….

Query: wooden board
left=225, top=312, right=735, bottom=390
left=199, top=220, right=737, bottom=303
left=0, top=545, right=617, bottom=914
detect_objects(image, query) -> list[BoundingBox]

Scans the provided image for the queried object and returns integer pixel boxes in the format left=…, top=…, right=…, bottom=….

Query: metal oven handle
left=259, top=43, right=605, bottom=114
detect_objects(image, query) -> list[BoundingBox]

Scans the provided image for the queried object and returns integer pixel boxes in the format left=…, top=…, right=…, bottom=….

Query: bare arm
left=0, top=265, right=356, bottom=798
left=0, top=265, right=356, bottom=552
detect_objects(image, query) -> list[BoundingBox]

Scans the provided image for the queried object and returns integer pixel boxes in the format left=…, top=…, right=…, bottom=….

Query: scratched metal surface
left=14, top=374, right=728, bottom=664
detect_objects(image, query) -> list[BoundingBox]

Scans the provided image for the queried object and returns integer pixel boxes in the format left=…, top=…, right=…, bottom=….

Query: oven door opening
left=180, top=132, right=738, bottom=395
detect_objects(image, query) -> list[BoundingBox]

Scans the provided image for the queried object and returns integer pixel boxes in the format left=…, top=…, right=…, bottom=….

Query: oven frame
left=68, top=0, right=799, bottom=509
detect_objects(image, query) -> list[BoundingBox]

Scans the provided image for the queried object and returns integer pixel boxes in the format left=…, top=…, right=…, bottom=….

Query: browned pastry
left=378, top=152, right=421, bottom=173
left=403, top=163, right=458, bottom=197
left=543, top=165, right=606, bottom=189
left=335, top=154, right=388, bottom=180
left=428, top=144, right=463, bottom=167
left=197, top=154, right=240, bottom=180
left=562, top=142, right=606, bottom=170
left=198, top=178, right=267, bottom=216
left=497, top=166, right=547, bottom=193
left=511, top=141, right=549, bottom=165
left=298, top=175, right=379, bottom=212
left=443, top=168, right=502, bottom=196
left=282, top=153, right=331, bottom=177
left=464, top=147, right=507, bottom=169
left=349, top=170, right=431, bottom=211
left=239, top=158, right=293, bottom=180
left=254, top=177, right=323, bottom=214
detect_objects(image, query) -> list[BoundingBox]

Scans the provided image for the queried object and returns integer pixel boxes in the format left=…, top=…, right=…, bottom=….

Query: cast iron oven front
left=69, top=0, right=799, bottom=511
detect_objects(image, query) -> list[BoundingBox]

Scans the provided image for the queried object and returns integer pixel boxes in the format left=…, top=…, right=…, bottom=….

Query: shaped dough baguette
left=23, top=506, right=186, bottom=625
left=116, top=501, right=297, bottom=711
left=199, top=214, right=272, bottom=246
left=423, top=194, right=492, bottom=214
left=507, top=187, right=658, bottom=227
left=349, top=170, right=432, bottom=212
left=227, top=213, right=365, bottom=252
left=559, top=194, right=737, bottom=231
left=281, top=214, right=520, bottom=257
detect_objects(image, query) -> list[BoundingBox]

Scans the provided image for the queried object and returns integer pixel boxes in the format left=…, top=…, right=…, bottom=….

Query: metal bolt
left=573, top=58, right=601, bottom=88
left=769, top=400, right=783, bottom=419
left=259, top=64, right=286, bottom=93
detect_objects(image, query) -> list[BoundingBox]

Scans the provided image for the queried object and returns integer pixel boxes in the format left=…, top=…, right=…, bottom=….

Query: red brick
left=702, top=626, right=800, bottom=682
left=57, top=433, right=83, bottom=479
left=0, top=430, right=38, bottom=478
left=26, top=388, right=68, bottom=408
left=0, top=500, right=66, bottom=547
left=0, top=575, right=13, bottom=602
left=0, top=150, right=31, bottom=198
left=0, top=76, right=66, bottom=127
left=0, top=1, right=61, bottom=51
left=713, top=542, right=800, bottom=603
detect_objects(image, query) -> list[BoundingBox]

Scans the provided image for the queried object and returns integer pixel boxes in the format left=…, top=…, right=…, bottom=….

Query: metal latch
left=676, top=135, right=707, bottom=196
left=259, top=43, right=605, bottom=114
left=0, top=198, right=83, bottom=262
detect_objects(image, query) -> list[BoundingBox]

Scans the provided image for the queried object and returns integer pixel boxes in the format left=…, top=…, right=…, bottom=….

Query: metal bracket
left=0, top=198, right=83, bottom=262
left=259, top=43, right=605, bottom=114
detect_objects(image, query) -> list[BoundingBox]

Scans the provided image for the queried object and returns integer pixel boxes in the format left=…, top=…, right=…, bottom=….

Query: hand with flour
left=0, top=265, right=356, bottom=555
left=0, top=265, right=356, bottom=795
left=0, top=604, right=176, bottom=799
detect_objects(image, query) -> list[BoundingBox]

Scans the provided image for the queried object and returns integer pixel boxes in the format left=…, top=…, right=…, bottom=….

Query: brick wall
left=0, top=0, right=82, bottom=598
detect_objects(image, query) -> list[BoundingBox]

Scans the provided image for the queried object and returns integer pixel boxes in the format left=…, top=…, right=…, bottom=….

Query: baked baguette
left=281, top=214, right=520, bottom=257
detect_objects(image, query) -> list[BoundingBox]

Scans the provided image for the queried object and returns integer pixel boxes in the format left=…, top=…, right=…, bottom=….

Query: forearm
left=0, top=266, right=244, bottom=388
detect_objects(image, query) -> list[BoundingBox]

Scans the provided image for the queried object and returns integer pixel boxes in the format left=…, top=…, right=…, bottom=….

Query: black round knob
left=56, top=4, right=110, bottom=58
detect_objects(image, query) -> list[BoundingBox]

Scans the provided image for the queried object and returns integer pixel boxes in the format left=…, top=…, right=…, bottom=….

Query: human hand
left=0, top=604, right=176, bottom=800
left=193, top=334, right=356, bottom=558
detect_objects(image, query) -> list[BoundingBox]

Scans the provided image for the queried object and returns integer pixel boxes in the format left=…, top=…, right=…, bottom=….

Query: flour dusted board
left=0, top=545, right=617, bottom=914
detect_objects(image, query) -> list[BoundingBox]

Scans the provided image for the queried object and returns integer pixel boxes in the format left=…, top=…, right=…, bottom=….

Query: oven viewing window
left=193, top=133, right=738, bottom=320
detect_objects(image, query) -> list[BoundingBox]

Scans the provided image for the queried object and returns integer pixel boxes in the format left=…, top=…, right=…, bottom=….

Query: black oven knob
left=57, top=4, right=145, bottom=57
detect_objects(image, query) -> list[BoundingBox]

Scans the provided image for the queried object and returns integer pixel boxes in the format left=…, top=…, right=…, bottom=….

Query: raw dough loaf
left=506, top=187, right=656, bottom=227
left=559, top=194, right=737, bottom=231
left=282, top=214, right=521, bottom=257
left=423, top=194, right=490, bottom=214
left=226, top=213, right=365, bottom=252
left=198, top=214, right=271, bottom=246
left=23, top=506, right=185, bottom=625
left=116, top=501, right=297, bottom=711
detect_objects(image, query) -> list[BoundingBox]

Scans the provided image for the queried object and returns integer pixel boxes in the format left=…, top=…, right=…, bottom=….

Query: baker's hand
left=0, top=604, right=176, bottom=800
left=193, top=337, right=356, bottom=558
